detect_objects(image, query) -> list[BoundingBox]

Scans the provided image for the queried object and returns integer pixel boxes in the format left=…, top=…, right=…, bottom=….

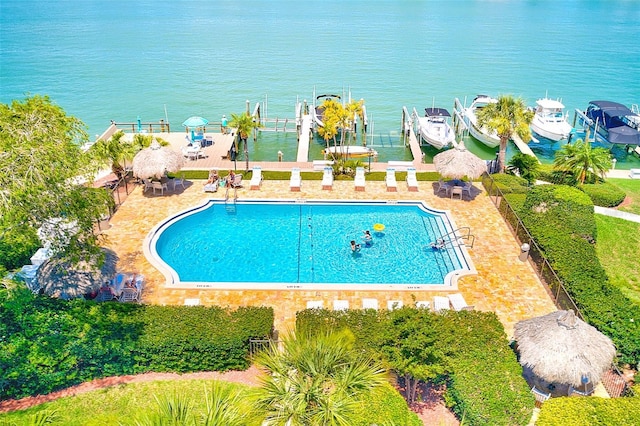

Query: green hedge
left=0, top=288, right=273, bottom=400
left=487, top=173, right=530, bottom=194
left=353, top=382, right=423, bottom=425
left=581, top=182, right=627, bottom=207
left=296, top=307, right=533, bottom=426
left=0, top=223, right=40, bottom=271
left=536, top=388, right=640, bottom=425
left=517, top=185, right=640, bottom=365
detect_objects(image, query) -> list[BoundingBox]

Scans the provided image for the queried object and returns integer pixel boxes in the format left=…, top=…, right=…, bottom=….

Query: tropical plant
left=507, top=152, right=539, bottom=184
left=319, top=98, right=365, bottom=153
left=229, top=112, right=261, bottom=142
left=476, top=95, right=534, bottom=173
left=0, top=95, right=114, bottom=261
left=251, top=329, right=387, bottom=425
left=552, top=138, right=612, bottom=185
left=90, top=130, right=139, bottom=179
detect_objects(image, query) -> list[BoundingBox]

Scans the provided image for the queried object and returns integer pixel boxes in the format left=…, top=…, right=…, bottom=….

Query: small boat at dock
left=530, top=98, right=573, bottom=141
left=322, top=145, right=378, bottom=159
left=581, top=100, right=640, bottom=146
left=462, top=95, right=501, bottom=148
left=414, top=107, right=455, bottom=150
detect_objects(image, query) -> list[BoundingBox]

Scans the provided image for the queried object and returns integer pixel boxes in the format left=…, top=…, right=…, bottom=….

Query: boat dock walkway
left=511, top=133, right=539, bottom=160
left=296, top=115, right=313, bottom=163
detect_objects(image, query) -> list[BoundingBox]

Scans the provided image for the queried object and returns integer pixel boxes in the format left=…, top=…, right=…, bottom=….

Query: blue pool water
left=150, top=201, right=472, bottom=289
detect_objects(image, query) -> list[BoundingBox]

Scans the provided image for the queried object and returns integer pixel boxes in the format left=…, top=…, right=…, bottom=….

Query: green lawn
left=0, top=380, right=248, bottom=426
left=608, top=178, right=640, bottom=215
left=595, top=214, right=640, bottom=304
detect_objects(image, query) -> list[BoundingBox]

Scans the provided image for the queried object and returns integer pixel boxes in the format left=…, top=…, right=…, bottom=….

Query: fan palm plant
left=90, top=130, right=138, bottom=180
left=251, top=329, right=386, bottom=426
left=553, top=138, right=612, bottom=185
left=476, top=95, right=534, bottom=173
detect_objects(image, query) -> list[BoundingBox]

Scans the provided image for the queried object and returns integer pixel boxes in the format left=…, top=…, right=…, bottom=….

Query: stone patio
left=102, top=176, right=557, bottom=337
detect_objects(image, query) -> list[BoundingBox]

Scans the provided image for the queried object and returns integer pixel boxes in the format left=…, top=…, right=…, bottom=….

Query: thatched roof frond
left=514, top=310, right=616, bottom=387
left=433, top=141, right=486, bottom=180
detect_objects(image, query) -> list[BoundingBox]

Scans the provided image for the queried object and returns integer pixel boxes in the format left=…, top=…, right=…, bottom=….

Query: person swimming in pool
left=363, top=230, right=372, bottom=245
left=350, top=240, right=361, bottom=252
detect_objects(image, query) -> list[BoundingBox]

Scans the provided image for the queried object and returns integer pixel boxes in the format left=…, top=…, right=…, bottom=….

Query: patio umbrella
left=182, top=116, right=209, bottom=128
left=514, top=310, right=616, bottom=389
left=36, top=248, right=118, bottom=300
left=132, top=139, right=184, bottom=179
left=432, top=141, right=487, bottom=180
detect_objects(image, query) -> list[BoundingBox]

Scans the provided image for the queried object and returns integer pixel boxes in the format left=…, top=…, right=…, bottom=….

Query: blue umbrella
left=182, top=116, right=209, bottom=128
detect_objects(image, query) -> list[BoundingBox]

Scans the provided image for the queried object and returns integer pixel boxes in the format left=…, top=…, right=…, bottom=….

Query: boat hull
left=464, top=111, right=500, bottom=148
left=416, top=116, right=455, bottom=150
left=322, top=146, right=378, bottom=159
left=530, top=120, right=572, bottom=142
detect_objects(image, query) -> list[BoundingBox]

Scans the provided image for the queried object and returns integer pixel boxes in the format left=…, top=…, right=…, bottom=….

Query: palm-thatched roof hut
left=433, top=141, right=487, bottom=180
left=36, top=248, right=118, bottom=300
left=514, top=310, right=616, bottom=396
left=132, top=139, right=184, bottom=179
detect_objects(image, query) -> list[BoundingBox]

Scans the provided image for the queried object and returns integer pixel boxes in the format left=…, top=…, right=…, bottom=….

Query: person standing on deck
left=221, top=115, right=228, bottom=134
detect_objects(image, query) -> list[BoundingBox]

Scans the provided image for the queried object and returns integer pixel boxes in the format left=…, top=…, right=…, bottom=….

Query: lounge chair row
left=306, top=293, right=472, bottom=312
left=245, top=167, right=420, bottom=192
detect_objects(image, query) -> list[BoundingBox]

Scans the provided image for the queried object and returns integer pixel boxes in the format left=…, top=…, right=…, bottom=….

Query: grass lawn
left=595, top=214, right=640, bottom=304
left=609, top=178, right=640, bottom=215
left=0, top=380, right=249, bottom=426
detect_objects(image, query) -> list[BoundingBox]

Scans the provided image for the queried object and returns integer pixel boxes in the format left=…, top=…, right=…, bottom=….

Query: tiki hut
left=433, top=141, right=486, bottom=180
left=36, top=248, right=118, bottom=300
left=132, top=139, right=184, bottom=179
left=514, top=310, right=616, bottom=396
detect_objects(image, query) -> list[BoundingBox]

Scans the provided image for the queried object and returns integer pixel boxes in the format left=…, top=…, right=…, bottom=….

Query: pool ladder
left=433, top=227, right=475, bottom=249
left=224, top=186, right=238, bottom=214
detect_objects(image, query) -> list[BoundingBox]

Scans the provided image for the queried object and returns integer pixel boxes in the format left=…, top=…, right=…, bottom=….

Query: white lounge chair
left=385, top=168, right=397, bottom=192
left=354, top=167, right=365, bottom=191
left=249, top=166, right=262, bottom=190
left=433, top=296, right=449, bottom=312
left=406, top=167, right=418, bottom=192
left=448, top=293, right=472, bottom=311
left=362, top=298, right=379, bottom=310
left=119, top=287, right=139, bottom=303
left=333, top=300, right=349, bottom=311
left=306, top=300, right=324, bottom=309
left=184, top=298, right=200, bottom=306
left=290, top=167, right=301, bottom=191
left=321, top=166, right=333, bottom=190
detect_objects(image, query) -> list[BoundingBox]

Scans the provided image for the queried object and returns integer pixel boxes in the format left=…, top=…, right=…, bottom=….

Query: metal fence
left=96, top=172, right=137, bottom=231
left=480, top=173, right=633, bottom=398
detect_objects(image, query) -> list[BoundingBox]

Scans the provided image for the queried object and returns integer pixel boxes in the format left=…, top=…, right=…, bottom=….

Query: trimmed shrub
left=487, top=173, right=530, bottom=194
left=581, top=182, right=626, bottom=207
left=296, top=308, right=534, bottom=426
left=0, top=289, right=273, bottom=400
left=517, top=185, right=640, bottom=365
left=536, top=392, right=640, bottom=426
left=353, top=382, right=422, bottom=426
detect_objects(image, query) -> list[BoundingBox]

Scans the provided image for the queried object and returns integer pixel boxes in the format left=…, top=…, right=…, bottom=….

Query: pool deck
left=102, top=174, right=557, bottom=338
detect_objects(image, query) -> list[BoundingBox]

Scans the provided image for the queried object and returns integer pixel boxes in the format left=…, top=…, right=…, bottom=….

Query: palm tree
left=553, top=138, right=612, bottom=185
left=90, top=130, right=139, bottom=180
left=507, top=152, right=539, bottom=184
left=476, top=95, right=534, bottom=173
left=251, top=329, right=386, bottom=426
left=228, top=112, right=261, bottom=169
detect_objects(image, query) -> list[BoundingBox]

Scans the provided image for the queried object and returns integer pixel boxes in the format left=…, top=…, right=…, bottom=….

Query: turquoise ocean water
left=1, top=1, right=639, bottom=166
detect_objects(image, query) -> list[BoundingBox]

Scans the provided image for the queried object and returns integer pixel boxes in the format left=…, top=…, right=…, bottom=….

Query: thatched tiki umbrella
left=514, top=310, right=616, bottom=396
left=433, top=141, right=487, bottom=180
left=132, top=139, right=184, bottom=179
left=36, top=248, right=118, bottom=300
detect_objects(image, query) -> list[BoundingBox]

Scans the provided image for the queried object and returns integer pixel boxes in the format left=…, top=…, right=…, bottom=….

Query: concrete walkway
left=594, top=206, right=640, bottom=223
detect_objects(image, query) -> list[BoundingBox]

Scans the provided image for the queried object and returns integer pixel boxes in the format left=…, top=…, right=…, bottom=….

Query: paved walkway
left=102, top=177, right=556, bottom=338
left=594, top=206, right=640, bottom=223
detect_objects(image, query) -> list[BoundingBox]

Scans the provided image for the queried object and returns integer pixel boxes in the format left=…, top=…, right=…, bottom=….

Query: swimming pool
left=146, top=200, right=475, bottom=290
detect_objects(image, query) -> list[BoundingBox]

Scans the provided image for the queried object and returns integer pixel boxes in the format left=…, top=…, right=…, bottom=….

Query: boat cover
left=425, top=107, right=451, bottom=117
left=586, top=100, right=640, bottom=145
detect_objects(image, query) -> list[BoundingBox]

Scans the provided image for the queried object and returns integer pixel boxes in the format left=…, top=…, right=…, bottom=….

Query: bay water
left=1, top=0, right=639, bottom=166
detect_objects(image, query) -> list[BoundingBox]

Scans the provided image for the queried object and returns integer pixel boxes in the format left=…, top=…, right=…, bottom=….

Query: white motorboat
left=415, top=107, right=455, bottom=150
left=463, top=95, right=500, bottom=148
left=530, top=98, right=573, bottom=141
left=322, top=145, right=378, bottom=159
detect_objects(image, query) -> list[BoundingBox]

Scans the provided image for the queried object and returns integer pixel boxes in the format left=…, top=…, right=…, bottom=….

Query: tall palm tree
left=553, top=138, right=612, bottom=185
left=476, top=95, right=534, bottom=173
left=251, top=329, right=386, bottom=426
left=90, top=130, right=139, bottom=180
